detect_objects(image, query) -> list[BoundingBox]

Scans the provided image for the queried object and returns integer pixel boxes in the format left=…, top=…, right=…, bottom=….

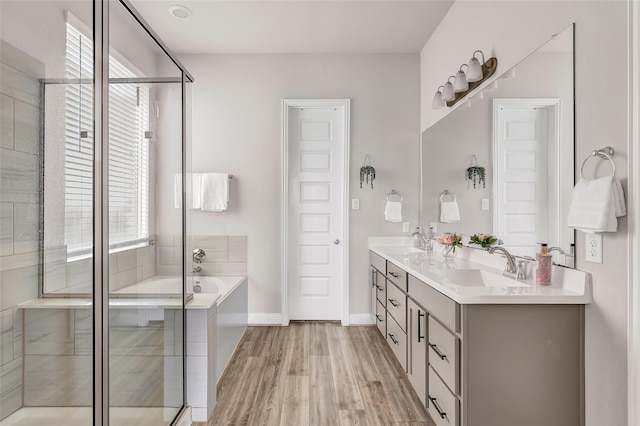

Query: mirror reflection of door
left=493, top=99, right=560, bottom=258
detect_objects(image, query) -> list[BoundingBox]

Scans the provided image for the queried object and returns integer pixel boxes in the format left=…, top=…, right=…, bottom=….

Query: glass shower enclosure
left=0, top=1, right=193, bottom=424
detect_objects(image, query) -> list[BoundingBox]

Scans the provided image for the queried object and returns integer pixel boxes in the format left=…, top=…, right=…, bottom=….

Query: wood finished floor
left=201, top=322, right=436, bottom=426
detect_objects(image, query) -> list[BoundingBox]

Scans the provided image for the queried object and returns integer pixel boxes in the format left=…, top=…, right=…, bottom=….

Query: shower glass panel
left=108, top=2, right=186, bottom=424
left=1, top=0, right=191, bottom=424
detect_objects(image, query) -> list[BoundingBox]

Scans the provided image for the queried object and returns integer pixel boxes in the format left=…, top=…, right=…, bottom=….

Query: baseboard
left=349, top=313, right=375, bottom=325
left=248, top=313, right=284, bottom=325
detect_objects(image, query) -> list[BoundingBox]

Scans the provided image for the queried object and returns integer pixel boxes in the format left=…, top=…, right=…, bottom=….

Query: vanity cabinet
left=369, top=252, right=386, bottom=325
left=369, top=250, right=584, bottom=426
left=407, top=298, right=427, bottom=406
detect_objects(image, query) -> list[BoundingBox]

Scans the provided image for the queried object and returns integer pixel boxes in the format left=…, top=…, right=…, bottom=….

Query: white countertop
left=370, top=239, right=591, bottom=304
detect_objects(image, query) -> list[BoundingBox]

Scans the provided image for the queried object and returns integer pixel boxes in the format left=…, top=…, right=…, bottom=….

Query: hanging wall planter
left=360, top=154, right=376, bottom=189
left=466, top=154, right=486, bottom=189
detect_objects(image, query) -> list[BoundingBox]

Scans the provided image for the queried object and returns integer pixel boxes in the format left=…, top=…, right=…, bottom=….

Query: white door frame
left=629, top=1, right=639, bottom=423
left=281, top=99, right=351, bottom=326
left=492, top=98, right=561, bottom=245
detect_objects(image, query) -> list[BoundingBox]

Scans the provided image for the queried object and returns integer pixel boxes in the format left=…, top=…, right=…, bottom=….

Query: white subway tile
left=14, top=99, right=39, bottom=155
left=227, top=236, right=248, bottom=263
left=0, top=203, right=13, bottom=256
left=13, top=202, right=39, bottom=254
left=1, top=94, right=14, bottom=150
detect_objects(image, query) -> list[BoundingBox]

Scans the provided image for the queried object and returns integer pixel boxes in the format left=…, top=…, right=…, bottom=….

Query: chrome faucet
left=548, top=247, right=565, bottom=255
left=192, top=248, right=206, bottom=273
left=488, top=246, right=519, bottom=278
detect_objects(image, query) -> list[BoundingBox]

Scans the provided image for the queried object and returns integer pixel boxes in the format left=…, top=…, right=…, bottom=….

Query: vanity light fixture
left=431, top=50, right=498, bottom=109
left=432, top=86, right=446, bottom=109
left=454, top=64, right=469, bottom=93
left=442, top=76, right=456, bottom=102
left=467, top=50, right=485, bottom=82
left=168, top=5, right=192, bottom=19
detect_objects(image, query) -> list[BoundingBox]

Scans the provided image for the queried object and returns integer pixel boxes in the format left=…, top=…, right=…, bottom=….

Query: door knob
left=334, top=239, right=340, bottom=245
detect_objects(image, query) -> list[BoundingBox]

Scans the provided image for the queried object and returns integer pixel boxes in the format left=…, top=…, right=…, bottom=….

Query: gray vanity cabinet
left=407, top=298, right=427, bottom=406
left=370, top=251, right=584, bottom=426
left=370, top=252, right=386, bottom=331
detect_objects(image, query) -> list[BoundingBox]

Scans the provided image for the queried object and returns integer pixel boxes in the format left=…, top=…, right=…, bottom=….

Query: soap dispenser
left=411, top=227, right=423, bottom=249
left=536, top=243, right=552, bottom=286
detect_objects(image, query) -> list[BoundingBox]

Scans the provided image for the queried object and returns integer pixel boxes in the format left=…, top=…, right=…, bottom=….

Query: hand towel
left=201, top=173, right=229, bottom=212
left=174, top=173, right=202, bottom=209
left=384, top=200, right=402, bottom=223
left=568, top=176, right=618, bottom=233
left=440, top=199, right=461, bottom=223
left=613, top=178, right=626, bottom=217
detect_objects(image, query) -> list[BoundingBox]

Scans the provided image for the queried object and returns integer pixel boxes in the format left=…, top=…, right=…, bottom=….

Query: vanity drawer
left=386, top=315, right=407, bottom=371
left=375, top=300, right=386, bottom=336
left=375, top=271, right=386, bottom=304
left=370, top=252, right=386, bottom=274
left=428, top=317, right=460, bottom=395
left=386, top=262, right=407, bottom=291
left=386, top=281, right=407, bottom=332
left=428, top=366, right=459, bottom=426
left=409, top=275, right=460, bottom=333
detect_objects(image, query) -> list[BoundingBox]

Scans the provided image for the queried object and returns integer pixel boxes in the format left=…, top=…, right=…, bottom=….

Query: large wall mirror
left=421, top=24, right=574, bottom=265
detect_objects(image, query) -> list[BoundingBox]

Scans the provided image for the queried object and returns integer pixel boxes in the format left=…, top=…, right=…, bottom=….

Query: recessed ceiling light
left=168, top=5, right=192, bottom=19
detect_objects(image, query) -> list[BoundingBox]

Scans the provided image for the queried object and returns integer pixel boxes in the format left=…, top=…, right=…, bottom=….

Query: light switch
left=481, top=198, right=490, bottom=211
left=351, top=198, right=360, bottom=210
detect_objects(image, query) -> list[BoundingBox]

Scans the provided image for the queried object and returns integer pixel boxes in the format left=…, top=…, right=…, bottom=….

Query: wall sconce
left=431, top=50, right=498, bottom=109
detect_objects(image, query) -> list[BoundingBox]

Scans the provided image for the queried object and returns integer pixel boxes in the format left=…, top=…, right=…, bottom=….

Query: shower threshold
left=0, top=406, right=181, bottom=425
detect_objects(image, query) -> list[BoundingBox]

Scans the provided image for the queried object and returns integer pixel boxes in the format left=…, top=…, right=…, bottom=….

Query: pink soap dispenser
left=536, top=243, right=552, bottom=286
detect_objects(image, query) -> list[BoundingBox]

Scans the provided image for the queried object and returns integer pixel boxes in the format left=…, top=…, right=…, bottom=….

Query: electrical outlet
left=481, top=198, right=490, bottom=211
left=351, top=198, right=359, bottom=210
left=402, top=222, right=410, bottom=233
left=430, top=222, right=438, bottom=233
left=585, top=234, right=603, bottom=263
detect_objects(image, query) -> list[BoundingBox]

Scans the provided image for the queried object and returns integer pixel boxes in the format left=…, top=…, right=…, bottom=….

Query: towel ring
left=580, top=147, right=615, bottom=179
left=387, top=190, right=402, bottom=202
left=439, top=190, right=456, bottom=203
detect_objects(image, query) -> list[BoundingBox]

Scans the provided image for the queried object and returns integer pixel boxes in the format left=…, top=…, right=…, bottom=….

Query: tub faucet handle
left=193, top=248, right=206, bottom=263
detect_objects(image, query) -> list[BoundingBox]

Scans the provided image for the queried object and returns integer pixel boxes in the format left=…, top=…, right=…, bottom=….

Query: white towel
left=440, top=199, right=461, bottom=223
left=174, top=173, right=202, bottom=209
left=384, top=200, right=402, bottom=223
left=568, top=176, right=626, bottom=233
left=201, top=173, right=229, bottom=212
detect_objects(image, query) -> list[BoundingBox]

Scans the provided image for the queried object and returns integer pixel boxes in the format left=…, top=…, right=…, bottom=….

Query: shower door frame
left=92, top=0, right=194, bottom=424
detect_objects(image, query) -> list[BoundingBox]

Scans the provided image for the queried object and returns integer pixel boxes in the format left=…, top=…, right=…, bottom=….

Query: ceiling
left=129, top=1, right=454, bottom=55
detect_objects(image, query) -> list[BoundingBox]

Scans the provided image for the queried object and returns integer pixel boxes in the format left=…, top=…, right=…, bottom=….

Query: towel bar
left=580, top=146, right=615, bottom=179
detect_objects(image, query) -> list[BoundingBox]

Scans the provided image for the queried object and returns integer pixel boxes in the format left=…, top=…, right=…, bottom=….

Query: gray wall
left=420, top=2, right=630, bottom=425
left=180, top=53, right=421, bottom=321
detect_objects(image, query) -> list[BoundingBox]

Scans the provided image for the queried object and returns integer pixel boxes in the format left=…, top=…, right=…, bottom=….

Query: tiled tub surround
left=157, top=235, right=247, bottom=276
left=0, top=55, right=42, bottom=421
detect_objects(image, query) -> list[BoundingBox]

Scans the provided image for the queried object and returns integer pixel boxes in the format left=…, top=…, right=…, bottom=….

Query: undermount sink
left=435, top=269, right=530, bottom=288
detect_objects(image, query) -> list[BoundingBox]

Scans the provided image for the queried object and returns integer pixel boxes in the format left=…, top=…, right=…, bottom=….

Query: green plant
left=360, top=165, right=376, bottom=189
left=467, top=165, right=486, bottom=189
left=469, top=233, right=499, bottom=249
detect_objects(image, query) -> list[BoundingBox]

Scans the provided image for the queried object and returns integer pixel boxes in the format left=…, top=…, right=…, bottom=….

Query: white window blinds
left=64, top=23, right=149, bottom=256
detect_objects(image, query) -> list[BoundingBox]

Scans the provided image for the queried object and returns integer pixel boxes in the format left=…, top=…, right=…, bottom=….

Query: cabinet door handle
left=418, top=310, right=425, bottom=343
left=389, top=334, right=399, bottom=345
left=371, top=269, right=377, bottom=287
left=376, top=315, right=384, bottom=323
left=389, top=272, right=399, bottom=278
left=430, top=344, right=447, bottom=360
left=429, top=396, right=447, bottom=419
left=388, top=299, right=399, bottom=307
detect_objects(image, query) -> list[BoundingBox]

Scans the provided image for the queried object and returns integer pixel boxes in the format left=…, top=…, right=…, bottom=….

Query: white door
left=286, top=103, right=347, bottom=321
left=494, top=104, right=549, bottom=257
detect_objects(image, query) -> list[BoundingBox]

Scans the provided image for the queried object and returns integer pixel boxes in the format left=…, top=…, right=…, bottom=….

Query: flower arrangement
left=469, top=233, right=499, bottom=249
left=437, top=233, right=463, bottom=249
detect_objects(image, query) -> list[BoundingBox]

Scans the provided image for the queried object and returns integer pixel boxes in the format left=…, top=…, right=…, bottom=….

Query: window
left=64, top=23, right=149, bottom=257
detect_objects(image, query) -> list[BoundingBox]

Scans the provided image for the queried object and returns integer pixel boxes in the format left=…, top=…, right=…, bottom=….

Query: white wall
left=420, top=2, right=630, bottom=425
left=180, top=54, right=421, bottom=321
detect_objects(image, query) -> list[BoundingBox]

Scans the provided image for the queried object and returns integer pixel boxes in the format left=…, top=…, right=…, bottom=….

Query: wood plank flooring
left=201, top=322, right=436, bottom=426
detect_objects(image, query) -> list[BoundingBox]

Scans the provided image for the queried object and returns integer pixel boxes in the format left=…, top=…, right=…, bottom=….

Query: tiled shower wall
left=156, top=235, right=247, bottom=276
left=0, top=57, right=41, bottom=420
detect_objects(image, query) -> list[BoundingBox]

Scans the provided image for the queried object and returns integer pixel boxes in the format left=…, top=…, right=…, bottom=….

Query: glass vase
left=441, top=245, right=457, bottom=261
